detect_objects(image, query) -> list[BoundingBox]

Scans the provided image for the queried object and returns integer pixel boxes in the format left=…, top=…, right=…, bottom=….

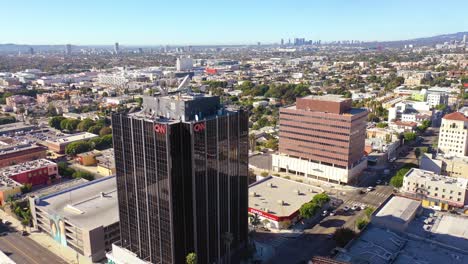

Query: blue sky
left=1, top=0, right=468, bottom=45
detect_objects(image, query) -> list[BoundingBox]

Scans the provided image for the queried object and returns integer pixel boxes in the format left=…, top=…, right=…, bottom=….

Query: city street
left=253, top=185, right=393, bottom=264
left=0, top=224, right=68, bottom=264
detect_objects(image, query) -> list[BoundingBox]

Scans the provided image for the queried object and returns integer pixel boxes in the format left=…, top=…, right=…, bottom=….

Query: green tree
left=77, top=118, right=95, bottom=132
left=264, top=138, right=278, bottom=150
left=20, top=183, right=32, bottom=194
left=91, top=134, right=113, bottom=150
left=99, top=126, right=112, bottom=136
left=65, top=141, right=93, bottom=155
left=312, top=193, right=330, bottom=207
left=390, top=165, right=416, bottom=188
left=333, top=227, right=356, bottom=247
left=364, top=207, right=376, bottom=219
left=88, top=125, right=103, bottom=135
left=72, top=170, right=94, bottom=181
left=186, top=252, right=197, bottom=264
left=414, top=148, right=421, bottom=161
left=57, top=162, right=76, bottom=178
left=249, top=213, right=261, bottom=229
left=376, top=122, right=388, bottom=128
left=403, top=132, right=417, bottom=142
left=299, top=201, right=319, bottom=219
left=49, top=116, right=66, bottom=130
left=356, top=218, right=368, bottom=230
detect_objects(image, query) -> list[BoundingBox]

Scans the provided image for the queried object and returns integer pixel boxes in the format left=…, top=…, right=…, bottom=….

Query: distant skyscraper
left=176, top=57, right=193, bottom=71
left=138, top=47, right=143, bottom=54
left=28, top=47, right=34, bottom=55
left=66, top=44, right=72, bottom=55
left=281, top=38, right=284, bottom=46
left=463, top=34, right=467, bottom=43
left=109, top=93, right=249, bottom=264
left=114, top=42, right=120, bottom=54
left=288, top=38, right=291, bottom=45
left=257, top=41, right=261, bottom=46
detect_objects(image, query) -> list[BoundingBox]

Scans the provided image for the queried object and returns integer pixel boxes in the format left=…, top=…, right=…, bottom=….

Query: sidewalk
left=0, top=209, right=93, bottom=264
left=252, top=168, right=357, bottom=193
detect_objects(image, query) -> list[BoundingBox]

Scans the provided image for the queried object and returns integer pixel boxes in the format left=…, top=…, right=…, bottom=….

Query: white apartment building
left=402, top=168, right=468, bottom=210
left=438, top=112, right=468, bottom=157
left=427, top=92, right=448, bottom=108
left=388, top=101, right=432, bottom=123
left=176, top=57, right=193, bottom=71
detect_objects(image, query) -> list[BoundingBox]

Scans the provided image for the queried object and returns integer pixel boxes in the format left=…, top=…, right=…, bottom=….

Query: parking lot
left=253, top=185, right=393, bottom=264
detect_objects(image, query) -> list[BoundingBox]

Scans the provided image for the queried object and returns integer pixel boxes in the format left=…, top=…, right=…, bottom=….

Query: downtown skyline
left=2, top=0, right=468, bottom=45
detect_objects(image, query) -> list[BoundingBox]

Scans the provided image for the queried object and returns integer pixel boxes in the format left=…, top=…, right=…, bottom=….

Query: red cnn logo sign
left=154, top=124, right=167, bottom=134
left=194, top=122, right=206, bottom=132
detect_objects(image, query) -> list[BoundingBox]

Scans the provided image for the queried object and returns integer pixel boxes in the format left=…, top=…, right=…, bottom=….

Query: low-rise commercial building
left=0, top=122, right=35, bottom=136
left=46, top=132, right=98, bottom=153
left=372, top=196, right=421, bottom=232
left=0, top=159, right=59, bottom=186
left=420, top=154, right=468, bottom=179
left=248, top=176, right=323, bottom=229
left=29, top=176, right=119, bottom=262
left=0, top=177, right=22, bottom=206
left=402, top=168, right=468, bottom=212
left=0, top=143, right=47, bottom=168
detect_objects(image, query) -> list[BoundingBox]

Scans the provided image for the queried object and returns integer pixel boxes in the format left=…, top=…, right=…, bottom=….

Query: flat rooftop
left=302, top=94, right=350, bottom=102
left=28, top=178, right=89, bottom=198
left=405, top=168, right=468, bottom=188
left=35, top=176, right=118, bottom=229
left=336, top=225, right=468, bottom=264
left=432, top=214, right=468, bottom=240
left=48, top=132, right=98, bottom=145
left=0, top=122, right=35, bottom=134
left=0, top=159, right=55, bottom=177
left=374, top=196, right=420, bottom=224
left=248, top=176, right=322, bottom=217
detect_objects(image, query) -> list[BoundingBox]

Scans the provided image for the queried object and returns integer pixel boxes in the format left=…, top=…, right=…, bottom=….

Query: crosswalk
left=342, top=190, right=392, bottom=208
left=366, top=191, right=390, bottom=198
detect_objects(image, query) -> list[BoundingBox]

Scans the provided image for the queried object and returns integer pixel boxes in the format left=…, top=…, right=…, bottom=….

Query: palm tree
left=249, top=213, right=261, bottom=230
left=186, top=252, right=197, bottom=264
left=249, top=133, right=256, bottom=152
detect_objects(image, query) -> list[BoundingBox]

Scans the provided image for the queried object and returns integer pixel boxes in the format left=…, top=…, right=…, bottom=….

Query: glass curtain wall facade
left=112, top=110, right=248, bottom=264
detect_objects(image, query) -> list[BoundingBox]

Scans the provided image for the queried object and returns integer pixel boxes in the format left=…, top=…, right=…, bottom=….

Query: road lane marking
left=0, top=237, right=41, bottom=264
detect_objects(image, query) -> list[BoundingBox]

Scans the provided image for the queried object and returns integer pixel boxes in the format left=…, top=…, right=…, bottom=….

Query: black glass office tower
left=111, top=93, right=249, bottom=264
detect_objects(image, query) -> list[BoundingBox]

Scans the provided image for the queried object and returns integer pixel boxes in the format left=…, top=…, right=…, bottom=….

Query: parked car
left=329, top=210, right=336, bottom=216
left=376, top=180, right=382, bottom=185
left=352, top=205, right=359, bottom=211
left=367, top=186, right=374, bottom=192
left=343, top=206, right=350, bottom=212
left=360, top=204, right=367, bottom=210
left=322, top=210, right=328, bottom=217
